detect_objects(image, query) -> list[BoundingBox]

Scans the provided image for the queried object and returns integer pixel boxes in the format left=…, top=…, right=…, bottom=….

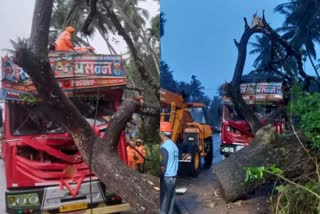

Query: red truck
left=0, top=52, right=130, bottom=213
left=220, top=72, right=286, bottom=157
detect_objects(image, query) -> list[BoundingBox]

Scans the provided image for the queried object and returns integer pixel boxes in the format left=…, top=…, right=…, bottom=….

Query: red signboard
left=1, top=53, right=127, bottom=101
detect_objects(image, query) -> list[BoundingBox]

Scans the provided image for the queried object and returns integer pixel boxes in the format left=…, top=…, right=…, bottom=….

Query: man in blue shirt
left=160, top=122, right=178, bottom=214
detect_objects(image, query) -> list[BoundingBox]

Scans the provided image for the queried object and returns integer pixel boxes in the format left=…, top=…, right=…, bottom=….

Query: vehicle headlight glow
left=28, top=194, right=39, bottom=205
left=16, top=196, right=27, bottom=206
left=7, top=193, right=40, bottom=208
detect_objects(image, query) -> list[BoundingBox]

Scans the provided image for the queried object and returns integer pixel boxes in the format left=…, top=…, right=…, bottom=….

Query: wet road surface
left=174, top=134, right=269, bottom=214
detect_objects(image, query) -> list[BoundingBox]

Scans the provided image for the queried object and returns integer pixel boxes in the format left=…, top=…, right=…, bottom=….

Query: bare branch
left=234, top=39, right=240, bottom=48
left=101, top=1, right=160, bottom=96
left=81, top=0, right=98, bottom=35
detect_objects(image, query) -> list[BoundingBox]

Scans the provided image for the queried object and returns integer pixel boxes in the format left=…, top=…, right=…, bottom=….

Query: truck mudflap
left=6, top=180, right=130, bottom=214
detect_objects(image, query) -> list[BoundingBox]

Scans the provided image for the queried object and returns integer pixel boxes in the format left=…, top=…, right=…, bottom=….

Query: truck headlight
left=28, top=194, right=39, bottom=205
left=16, top=196, right=27, bottom=206
left=7, top=193, right=40, bottom=207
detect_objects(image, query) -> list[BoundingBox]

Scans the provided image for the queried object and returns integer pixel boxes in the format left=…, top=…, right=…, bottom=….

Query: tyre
left=204, top=137, right=213, bottom=168
left=190, top=149, right=201, bottom=177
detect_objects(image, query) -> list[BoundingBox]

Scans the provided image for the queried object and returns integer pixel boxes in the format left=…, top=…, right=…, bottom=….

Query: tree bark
left=228, top=18, right=264, bottom=133
left=213, top=125, right=315, bottom=203
left=29, top=0, right=53, bottom=58
left=227, top=15, right=318, bottom=133
left=101, top=1, right=160, bottom=97
left=216, top=14, right=319, bottom=204
left=14, top=0, right=160, bottom=212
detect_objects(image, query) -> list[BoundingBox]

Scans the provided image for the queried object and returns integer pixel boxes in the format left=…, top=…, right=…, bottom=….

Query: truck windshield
left=189, top=107, right=207, bottom=124
left=224, top=105, right=245, bottom=121
left=224, top=104, right=278, bottom=121
left=10, top=102, right=65, bottom=135
left=10, top=98, right=115, bottom=136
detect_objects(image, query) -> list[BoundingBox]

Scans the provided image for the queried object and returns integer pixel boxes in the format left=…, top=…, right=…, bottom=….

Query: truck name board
left=223, top=82, right=284, bottom=104
left=0, top=53, right=127, bottom=101
left=240, top=82, right=282, bottom=96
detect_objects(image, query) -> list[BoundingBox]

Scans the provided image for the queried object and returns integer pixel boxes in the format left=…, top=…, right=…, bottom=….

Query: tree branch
left=101, top=1, right=160, bottom=96
left=81, top=0, right=98, bottom=35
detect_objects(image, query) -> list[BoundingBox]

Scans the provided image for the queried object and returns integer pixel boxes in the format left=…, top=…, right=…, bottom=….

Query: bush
left=144, top=144, right=160, bottom=177
left=290, top=86, right=320, bottom=149
left=271, top=183, right=320, bottom=214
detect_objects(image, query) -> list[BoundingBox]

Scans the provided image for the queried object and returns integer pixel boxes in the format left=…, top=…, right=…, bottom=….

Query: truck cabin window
left=70, top=97, right=115, bottom=126
left=224, top=104, right=278, bottom=121
left=224, top=105, right=244, bottom=121
left=10, top=98, right=115, bottom=136
left=253, top=105, right=278, bottom=120
left=189, top=107, right=207, bottom=124
left=10, top=102, right=65, bottom=136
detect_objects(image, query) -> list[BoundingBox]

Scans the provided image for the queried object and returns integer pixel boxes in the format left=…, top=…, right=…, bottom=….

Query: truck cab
left=220, top=71, right=286, bottom=156
left=160, top=88, right=213, bottom=176
left=1, top=52, right=130, bottom=214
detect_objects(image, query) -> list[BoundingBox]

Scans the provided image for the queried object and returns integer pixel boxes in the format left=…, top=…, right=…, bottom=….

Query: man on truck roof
left=55, top=26, right=76, bottom=51
left=55, top=26, right=94, bottom=52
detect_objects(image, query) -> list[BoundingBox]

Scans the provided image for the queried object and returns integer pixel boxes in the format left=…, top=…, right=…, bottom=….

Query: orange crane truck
left=160, top=88, right=213, bottom=176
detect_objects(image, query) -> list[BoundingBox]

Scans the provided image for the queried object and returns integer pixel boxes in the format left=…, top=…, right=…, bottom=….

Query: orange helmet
left=65, top=26, right=76, bottom=33
left=160, top=122, right=172, bottom=133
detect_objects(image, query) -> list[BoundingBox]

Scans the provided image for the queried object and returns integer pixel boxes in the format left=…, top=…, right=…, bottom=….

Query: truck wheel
left=190, top=150, right=201, bottom=177
left=204, top=137, right=213, bottom=168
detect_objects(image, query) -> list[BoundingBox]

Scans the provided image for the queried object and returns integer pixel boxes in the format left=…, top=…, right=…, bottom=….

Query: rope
left=88, top=86, right=101, bottom=214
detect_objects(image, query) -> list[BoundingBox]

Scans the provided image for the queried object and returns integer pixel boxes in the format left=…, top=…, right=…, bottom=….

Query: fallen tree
left=13, top=0, right=160, bottom=213
left=213, top=125, right=315, bottom=202
left=213, top=14, right=318, bottom=203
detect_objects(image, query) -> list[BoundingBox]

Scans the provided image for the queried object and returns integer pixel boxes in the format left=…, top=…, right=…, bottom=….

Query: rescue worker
left=160, top=122, right=178, bottom=214
left=135, top=138, right=146, bottom=173
left=126, top=140, right=137, bottom=170
left=55, top=26, right=76, bottom=51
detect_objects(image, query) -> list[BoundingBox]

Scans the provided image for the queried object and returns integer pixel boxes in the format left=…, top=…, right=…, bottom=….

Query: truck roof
left=1, top=52, right=127, bottom=101
left=241, top=69, right=283, bottom=83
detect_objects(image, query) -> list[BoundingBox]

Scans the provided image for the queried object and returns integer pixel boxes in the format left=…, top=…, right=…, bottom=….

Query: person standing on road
left=127, top=140, right=137, bottom=170
left=160, top=122, right=178, bottom=214
left=135, top=138, right=146, bottom=173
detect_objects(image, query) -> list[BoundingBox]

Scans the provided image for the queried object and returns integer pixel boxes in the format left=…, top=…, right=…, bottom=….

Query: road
left=175, top=134, right=269, bottom=214
left=0, top=159, right=6, bottom=214
left=0, top=135, right=268, bottom=214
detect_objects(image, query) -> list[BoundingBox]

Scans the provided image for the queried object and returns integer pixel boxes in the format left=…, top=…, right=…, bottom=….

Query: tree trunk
left=213, top=126, right=315, bottom=203
left=13, top=0, right=160, bottom=212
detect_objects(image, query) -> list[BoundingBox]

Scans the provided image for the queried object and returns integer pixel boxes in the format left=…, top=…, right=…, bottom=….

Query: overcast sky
left=0, top=0, right=159, bottom=55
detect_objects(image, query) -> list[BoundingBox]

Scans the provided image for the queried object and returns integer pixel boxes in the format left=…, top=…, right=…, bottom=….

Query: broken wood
left=213, top=126, right=315, bottom=203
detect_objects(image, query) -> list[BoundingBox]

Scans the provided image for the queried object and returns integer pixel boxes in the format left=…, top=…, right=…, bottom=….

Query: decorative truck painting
left=221, top=81, right=285, bottom=156
left=0, top=52, right=130, bottom=214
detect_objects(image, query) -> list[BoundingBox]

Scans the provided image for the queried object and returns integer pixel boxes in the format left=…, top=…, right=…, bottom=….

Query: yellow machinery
left=160, top=88, right=213, bottom=176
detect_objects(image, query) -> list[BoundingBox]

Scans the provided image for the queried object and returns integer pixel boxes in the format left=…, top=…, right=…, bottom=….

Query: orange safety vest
left=55, top=30, right=74, bottom=51
left=127, top=146, right=135, bottom=161
left=135, top=145, right=146, bottom=164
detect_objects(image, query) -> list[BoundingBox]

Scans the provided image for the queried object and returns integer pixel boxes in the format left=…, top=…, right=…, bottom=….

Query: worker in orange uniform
left=55, top=26, right=76, bottom=51
left=126, top=140, right=136, bottom=170
left=135, top=139, right=146, bottom=173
